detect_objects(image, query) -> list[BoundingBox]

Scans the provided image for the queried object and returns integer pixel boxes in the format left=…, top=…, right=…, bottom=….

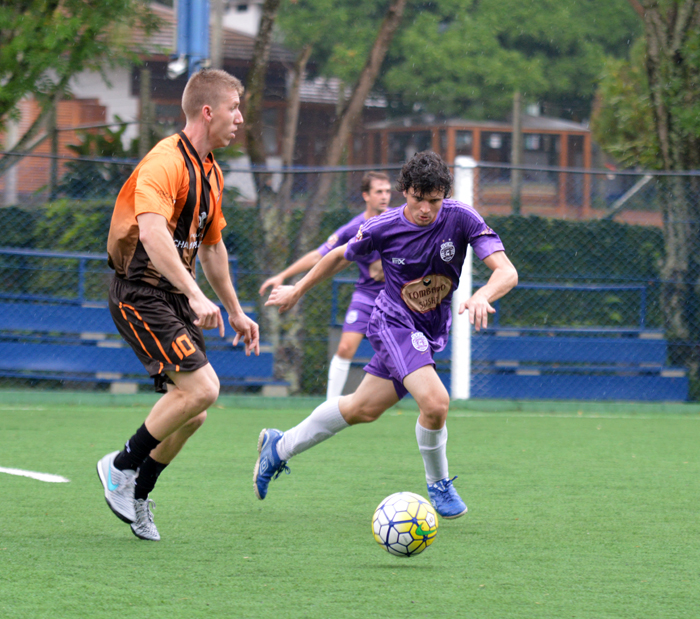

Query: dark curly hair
left=396, top=151, right=452, bottom=199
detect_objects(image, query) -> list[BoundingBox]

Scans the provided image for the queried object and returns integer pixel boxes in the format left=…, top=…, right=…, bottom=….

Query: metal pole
left=3, top=119, right=18, bottom=205
left=210, top=0, right=224, bottom=70
left=49, top=104, right=58, bottom=200
left=511, top=91, right=522, bottom=215
left=78, top=258, right=86, bottom=303
left=189, top=0, right=211, bottom=74
left=139, top=67, right=152, bottom=160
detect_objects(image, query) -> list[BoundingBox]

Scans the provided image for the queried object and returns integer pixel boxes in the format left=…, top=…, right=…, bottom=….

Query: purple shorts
left=363, top=310, right=435, bottom=400
left=342, top=300, right=374, bottom=334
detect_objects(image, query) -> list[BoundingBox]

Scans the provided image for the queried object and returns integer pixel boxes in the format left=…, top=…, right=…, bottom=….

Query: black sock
left=113, top=423, right=161, bottom=471
left=134, top=456, right=169, bottom=500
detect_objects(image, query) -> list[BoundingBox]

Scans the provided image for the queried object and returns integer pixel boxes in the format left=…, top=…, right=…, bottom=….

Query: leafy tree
left=248, top=0, right=407, bottom=391
left=57, top=122, right=136, bottom=199
left=591, top=40, right=661, bottom=169
left=278, top=0, right=399, bottom=83
left=277, top=0, right=640, bottom=122
left=592, top=0, right=700, bottom=382
left=295, top=0, right=407, bottom=253
left=630, top=0, right=700, bottom=381
left=0, top=0, right=159, bottom=172
left=380, top=0, right=641, bottom=120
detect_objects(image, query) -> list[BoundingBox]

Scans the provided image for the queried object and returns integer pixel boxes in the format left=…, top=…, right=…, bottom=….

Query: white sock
left=415, top=419, right=449, bottom=484
left=327, top=355, right=351, bottom=399
left=277, top=397, right=349, bottom=460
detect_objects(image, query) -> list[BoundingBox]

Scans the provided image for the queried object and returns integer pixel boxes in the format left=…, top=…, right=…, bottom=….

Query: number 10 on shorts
left=171, top=333, right=196, bottom=359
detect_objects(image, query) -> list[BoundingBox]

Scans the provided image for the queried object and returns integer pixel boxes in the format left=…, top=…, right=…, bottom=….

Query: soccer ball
left=372, top=492, right=438, bottom=557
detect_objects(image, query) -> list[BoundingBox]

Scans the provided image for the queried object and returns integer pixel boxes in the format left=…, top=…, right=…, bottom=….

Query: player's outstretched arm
left=199, top=241, right=260, bottom=355
left=459, top=250, right=518, bottom=332
left=258, top=249, right=323, bottom=296
left=266, top=244, right=350, bottom=313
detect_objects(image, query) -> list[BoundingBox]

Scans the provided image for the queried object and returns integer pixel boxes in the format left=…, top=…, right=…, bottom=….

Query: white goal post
left=450, top=156, right=476, bottom=400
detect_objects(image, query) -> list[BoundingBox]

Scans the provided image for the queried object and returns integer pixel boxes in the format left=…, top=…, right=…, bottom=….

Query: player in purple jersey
left=254, top=152, right=517, bottom=519
left=259, top=172, right=392, bottom=398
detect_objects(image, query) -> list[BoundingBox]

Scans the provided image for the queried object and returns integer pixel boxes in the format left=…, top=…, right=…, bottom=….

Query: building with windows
left=352, top=114, right=595, bottom=219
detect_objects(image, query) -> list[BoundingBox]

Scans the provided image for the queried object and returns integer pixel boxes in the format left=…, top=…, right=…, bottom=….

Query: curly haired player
left=255, top=151, right=517, bottom=518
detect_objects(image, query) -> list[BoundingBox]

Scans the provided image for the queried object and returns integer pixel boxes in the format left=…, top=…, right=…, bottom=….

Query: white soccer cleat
left=96, top=451, right=137, bottom=524
left=131, top=498, right=160, bottom=541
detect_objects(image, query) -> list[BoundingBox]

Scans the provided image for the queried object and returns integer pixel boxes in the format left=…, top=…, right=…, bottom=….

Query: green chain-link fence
left=1, top=151, right=699, bottom=399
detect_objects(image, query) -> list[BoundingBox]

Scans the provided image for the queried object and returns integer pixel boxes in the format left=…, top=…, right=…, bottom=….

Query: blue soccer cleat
left=427, top=476, right=468, bottom=519
left=254, top=428, right=290, bottom=500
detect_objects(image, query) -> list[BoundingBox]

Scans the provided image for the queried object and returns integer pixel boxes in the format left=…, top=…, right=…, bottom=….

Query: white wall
left=69, top=68, right=140, bottom=147
left=223, top=3, right=262, bottom=36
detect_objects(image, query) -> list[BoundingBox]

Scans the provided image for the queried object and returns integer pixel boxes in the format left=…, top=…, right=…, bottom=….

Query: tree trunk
left=262, top=45, right=314, bottom=392
left=294, top=0, right=408, bottom=257
left=245, top=0, right=311, bottom=391
left=633, top=0, right=700, bottom=381
left=279, top=44, right=313, bottom=208
left=243, top=0, right=282, bottom=173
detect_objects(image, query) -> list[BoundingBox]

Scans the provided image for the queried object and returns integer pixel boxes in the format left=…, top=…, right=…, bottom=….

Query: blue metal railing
left=0, top=247, right=239, bottom=304
left=487, top=282, right=648, bottom=330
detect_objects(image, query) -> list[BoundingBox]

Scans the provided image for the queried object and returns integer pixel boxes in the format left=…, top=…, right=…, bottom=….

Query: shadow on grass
left=361, top=562, right=432, bottom=569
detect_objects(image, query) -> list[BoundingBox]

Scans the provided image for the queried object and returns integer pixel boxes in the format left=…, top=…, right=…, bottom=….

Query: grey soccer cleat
left=97, top=451, right=137, bottom=524
left=131, top=498, right=160, bottom=541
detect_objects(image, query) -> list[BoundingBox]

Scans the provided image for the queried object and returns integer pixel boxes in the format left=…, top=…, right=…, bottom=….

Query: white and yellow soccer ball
left=372, top=491, right=438, bottom=557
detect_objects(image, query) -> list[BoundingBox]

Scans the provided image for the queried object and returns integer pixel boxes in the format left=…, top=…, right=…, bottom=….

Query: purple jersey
left=318, top=211, right=383, bottom=304
left=344, top=199, right=504, bottom=351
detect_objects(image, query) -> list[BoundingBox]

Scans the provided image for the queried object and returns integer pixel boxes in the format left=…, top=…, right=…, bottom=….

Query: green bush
left=482, top=215, right=665, bottom=329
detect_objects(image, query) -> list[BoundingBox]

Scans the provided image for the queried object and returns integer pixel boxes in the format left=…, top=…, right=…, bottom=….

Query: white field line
left=389, top=411, right=700, bottom=420
left=0, top=407, right=46, bottom=411
left=0, top=467, right=70, bottom=483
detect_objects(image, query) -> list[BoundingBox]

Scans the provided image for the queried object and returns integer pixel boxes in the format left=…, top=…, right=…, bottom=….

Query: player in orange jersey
left=97, top=69, right=259, bottom=541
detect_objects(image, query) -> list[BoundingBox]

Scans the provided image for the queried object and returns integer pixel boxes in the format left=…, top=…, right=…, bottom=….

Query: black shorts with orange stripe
left=109, top=276, right=209, bottom=391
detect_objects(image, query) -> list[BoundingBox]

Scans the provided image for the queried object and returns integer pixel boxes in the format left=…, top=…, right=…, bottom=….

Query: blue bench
left=331, top=276, right=687, bottom=401
left=467, top=330, right=688, bottom=401
left=0, top=301, right=283, bottom=391
left=344, top=329, right=687, bottom=402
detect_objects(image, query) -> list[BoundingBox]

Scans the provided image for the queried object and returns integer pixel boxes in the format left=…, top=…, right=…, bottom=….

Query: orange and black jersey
left=107, top=131, right=227, bottom=291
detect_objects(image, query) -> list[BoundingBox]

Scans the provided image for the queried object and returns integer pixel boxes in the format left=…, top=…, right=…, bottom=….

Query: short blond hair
left=181, top=69, right=245, bottom=120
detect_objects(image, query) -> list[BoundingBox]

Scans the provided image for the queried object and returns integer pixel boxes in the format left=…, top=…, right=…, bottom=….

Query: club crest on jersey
left=354, top=227, right=363, bottom=241
left=411, top=331, right=429, bottom=353
left=440, top=240, right=455, bottom=262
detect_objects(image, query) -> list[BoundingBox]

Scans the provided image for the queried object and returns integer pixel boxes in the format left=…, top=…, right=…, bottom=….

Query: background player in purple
left=255, top=151, right=517, bottom=519
left=259, top=172, right=391, bottom=398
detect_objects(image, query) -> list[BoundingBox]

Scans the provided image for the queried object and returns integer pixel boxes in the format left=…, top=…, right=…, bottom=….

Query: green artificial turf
left=0, top=391, right=699, bottom=618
